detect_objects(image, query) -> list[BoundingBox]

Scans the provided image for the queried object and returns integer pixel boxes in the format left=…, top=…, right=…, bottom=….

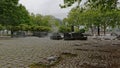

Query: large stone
left=64, top=32, right=87, bottom=40
left=13, top=31, right=26, bottom=38
left=50, top=33, right=63, bottom=40
left=116, top=35, right=120, bottom=40
left=33, top=31, right=48, bottom=37
left=46, top=56, right=59, bottom=62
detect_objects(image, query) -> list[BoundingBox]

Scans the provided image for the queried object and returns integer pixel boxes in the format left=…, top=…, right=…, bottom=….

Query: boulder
left=64, top=32, right=87, bottom=40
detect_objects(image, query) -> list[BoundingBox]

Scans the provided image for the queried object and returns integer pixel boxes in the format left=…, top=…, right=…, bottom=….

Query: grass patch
left=29, top=57, right=62, bottom=68
left=29, top=52, right=78, bottom=68
left=29, top=63, right=47, bottom=68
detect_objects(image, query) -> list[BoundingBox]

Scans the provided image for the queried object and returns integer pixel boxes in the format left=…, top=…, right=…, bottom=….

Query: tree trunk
left=71, top=25, right=74, bottom=32
left=103, top=26, right=106, bottom=36
left=97, top=25, right=100, bottom=36
left=11, top=30, right=14, bottom=38
left=7, top=30, right=9, bottom=36
left=0, top=30, right=2, bottom=36
left=90, top=26, right=94, bottom=35
left=103, top=23, right=106, bottom=36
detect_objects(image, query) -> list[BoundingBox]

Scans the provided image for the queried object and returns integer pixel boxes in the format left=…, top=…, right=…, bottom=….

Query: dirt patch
left=80, top=63, right=106, bottom=68
left=112, top=43, right=120, bottom=47
left=61, top=52, right=78, bottom=57
left=83, top=43, right=92, bottom=45
left=89, top=54, right=106, bottom=60
left=73, top=43, right=83, bottom=46
left=75, top=48, right=116, bottom=53
left=75, top=48, right=90, bottom=51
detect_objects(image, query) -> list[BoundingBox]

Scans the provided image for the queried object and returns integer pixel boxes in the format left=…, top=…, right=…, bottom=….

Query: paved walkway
left=0, top=37, right=119, bottom=68
left=0, top=37, right=75, bottom=68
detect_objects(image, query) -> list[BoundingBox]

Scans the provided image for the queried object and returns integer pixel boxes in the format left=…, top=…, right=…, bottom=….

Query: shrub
left=19, top=24, right=30, bottom=31
left=79, top=28, right=85, bottom=33
left=11, top=26, right=20, bottom=31
left=30, top=26, right=51, bottom=32
left=59, top=26, right=71, bottom=33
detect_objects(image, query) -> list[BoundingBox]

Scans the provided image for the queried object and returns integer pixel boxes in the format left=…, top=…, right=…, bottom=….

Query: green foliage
left=67, top=7, right=85, bottom=26
left=59, top=25, right=71, bottom=33
left=17, top=4, right=30, bottom=25
left=87, top=0, right=118, bottom=11
left=19, top=24, right=30, bottom=31
left=0, top=0, right=61, bottom=37
left=30, top=26, right=51, bottom=32
left=61, top=0, right=118, bottom=10
left=79, top=28, right=85, bottom=33
left=30, top=14, right=45, bottom=26
left=61, top=0, right=119, bottom=27
left=30, top=14, right=60, bottom=27
left=65, top=6, right=120, bottom=33
left=0, top=0, right=30, bottom=26
left=0, top=24, right=4, bottom=30
left=29, top=14, right=60, bottom=32
left=9, top=26, right=20, bottom=31
left=6, top=24, right=30, bottom=31
left=60, top=0, right=81, bottom=8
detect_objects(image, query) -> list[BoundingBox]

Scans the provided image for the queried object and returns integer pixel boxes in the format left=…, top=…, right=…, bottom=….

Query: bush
left=7, top=25, right=30, bottom=31
left=79, top=28, right=85, bottom=33
left=59, top=26, right=71, bottom=33
left=19, top=24, right=30, bottom=31
left=30, top=26, right=51, bottom=32
left=9, top=26, right=20, bottom=31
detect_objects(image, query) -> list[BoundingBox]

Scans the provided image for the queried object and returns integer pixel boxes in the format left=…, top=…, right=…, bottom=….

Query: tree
left=0, top=0, right=30, bottom=37
left=60, top=0, right=82, bottom=8
left=61, top=0, right=120, bottom=35
left=67, top=7, right=85, bottom=31
left=0, top=0, right=19, bottom=26
left=61, top=0, right=118, bottom=9
left=30, top=14, right=60, bottom=32
left=66, top=7, right=99, bottom=34
left=87, top=0, right=119, bottom=35
left=59, top=25, right=71, bottom=33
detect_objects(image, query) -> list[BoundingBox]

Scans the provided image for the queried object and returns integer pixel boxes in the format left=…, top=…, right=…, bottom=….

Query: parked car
left=50, top=33, right=63, bottom=40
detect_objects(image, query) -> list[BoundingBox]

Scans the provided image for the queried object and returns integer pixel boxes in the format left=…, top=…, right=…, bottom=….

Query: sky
left=19, top=0, right=86, bottom=20
left=19, top=0, right=71, bottom=19
left=19, top=0, right=120, bottom=19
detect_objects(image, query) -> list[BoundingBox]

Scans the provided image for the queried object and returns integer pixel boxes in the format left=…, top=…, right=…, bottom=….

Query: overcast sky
left=19, top=0, right=87, bottom=19
left=19, top=0, right=120, bottom=19
left=19, top=0, right=70, bottom=19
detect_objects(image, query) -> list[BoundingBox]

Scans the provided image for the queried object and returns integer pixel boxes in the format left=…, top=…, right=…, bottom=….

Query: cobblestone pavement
left=0, top=37, right=120, bottom=68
